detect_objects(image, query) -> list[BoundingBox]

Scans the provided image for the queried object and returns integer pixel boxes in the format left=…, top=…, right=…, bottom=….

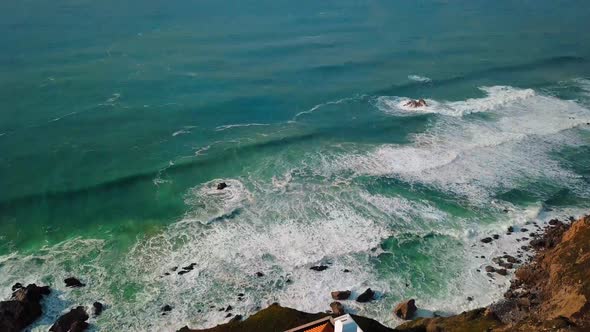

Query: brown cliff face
left=396, top=215, right=590, bottom=332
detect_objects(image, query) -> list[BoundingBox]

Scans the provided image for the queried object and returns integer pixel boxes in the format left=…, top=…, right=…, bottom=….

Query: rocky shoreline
left=2, top=215, right=588, bottom=331
left=177, top=215, right=590, bottom=332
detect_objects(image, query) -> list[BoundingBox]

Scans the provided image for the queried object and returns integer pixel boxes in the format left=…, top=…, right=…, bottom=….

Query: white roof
left=333, top=314, right=364, bottom=332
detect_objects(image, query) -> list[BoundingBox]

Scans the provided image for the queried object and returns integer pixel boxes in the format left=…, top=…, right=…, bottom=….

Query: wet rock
left=548, top=219, right=559, bottom=226
left=92, top=302, right=103, bottom=316
left=49, top=306, right=89, bottom=332
left=10, top=283, right=23, bottom=292
left=330, top=302, right=345, bottom=315
left=256, top=272, right=264, bottom=277
left=342, top=269, right=351, bottom=273
left=0, top=283, right=51, bottom=332
left=225, top=313, right=233, bottom=318
left=521, top=228, right=529, bottom=232
left=496, top=268, right=508, bottom=276
left=182, top=263, right=197, bottom=271
left=356, top=288, right=375, bottom=303
left=331, top=290, right=351, bottom=300
left=467, top=297, right=474, bottom=301
left=178, top=270, right=190, bottom=275
left=493, top=234, right=500, bottom=240
left=485, top=266, right=496, bottom=273
left=161, top=305, right=173, bottom=312
left=481, top=237, right=493, bottom=243
left=229, top=315, right=242, bottom=323
left=394, top=299, right=417, bottom=320
left=310, top=265, right=328, bottom=272
left=225, top=305, right=232, bottom=312
left=64, top=277, right=85, bottom=288
left=217, top=182, right=228, bottom=190
left=508, top=226, right=514, bottom=232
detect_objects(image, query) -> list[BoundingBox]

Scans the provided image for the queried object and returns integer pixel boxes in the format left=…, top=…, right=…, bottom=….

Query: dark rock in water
left=256, top=272, right=265, bottom=277
left=330, top=302, right=345, bottom=316
left=285, top=279, right=292, bottom=284
left=356, top=288, right=375, bottom=303
left=496, top=268, right=508, bottom=276
left=161, top=305, right=173, bottom=312
left=310, top=265, right=328, bottom=272
left=182, top=263, right=197, bottom=271
left=493, top=234, right=500, bottom=240
left=0, top=283, right=51, bottom=332
left=569, top=216, right=575, bottom=222
left=225, top=305, right=233, bottom=312
left=467, top=297, right=474, bottom=301
left=504, top=255, right=519, bottom=263
left=549, top=219, right=559, bottom=226
left=520, top=228, right=529, bottom=232
left=178, top=270, right=189, bottom=275
left=394, top=299, right=417, bottom=320
left=64, top=277, right=85, bottom=288
left=225, top=313, right=233, bottom=318
left=237, top=293, right=244, bottom=297
left=49, top=306, right=89, bottom=332
left=10, top=283, right=23, bottom=292
left=93, top=302, right=103, bottom=316
left=485, top=266, right=496, bottom=273
left=343, top=269, right=351, bottom=273
left=229, top=314, right=242, bottom=323
left=481, top=237, right=493, bottom=243
left=331, top=290, right=351, bottom=300
left=217, top=182, right=228, bottom=190
left=171, top=266, right=178, bottom=271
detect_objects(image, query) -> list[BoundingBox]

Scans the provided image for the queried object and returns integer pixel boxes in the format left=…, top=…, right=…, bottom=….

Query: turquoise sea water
left=1, top=1, right=590, bottom=330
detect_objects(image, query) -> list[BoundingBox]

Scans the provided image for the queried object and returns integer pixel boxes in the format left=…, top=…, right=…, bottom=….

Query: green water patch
left=373, top=233, right=465, bottom=300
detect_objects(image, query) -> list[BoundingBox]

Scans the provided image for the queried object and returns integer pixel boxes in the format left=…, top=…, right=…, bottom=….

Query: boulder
left=217, top=182, right=228, bottom=190
left=0, top=283, right=50, bottom=332
left=394, top=299, right=417, bottom=320
left=481, top=237, right=493, bottom=243
left=64, top=277, right=85, bottom=288
left=356, top=288, right=375, bottom=303
left=93, top=302, right=103, bottom=316
left=331, top=290, right=351, bottom=300
left=49, top=306, right=89, bottom=332
left=330, top=302, right=345, bottom=316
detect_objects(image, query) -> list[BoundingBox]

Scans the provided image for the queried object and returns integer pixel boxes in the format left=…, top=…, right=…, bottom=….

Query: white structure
left=334, top=314, right=364, bottom=332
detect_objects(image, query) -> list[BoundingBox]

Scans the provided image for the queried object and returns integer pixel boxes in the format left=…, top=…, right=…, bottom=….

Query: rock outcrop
left=0, top=283, right=50, bottom=332
left=49, top=306, right=89, bottom=332
left=394, top=299, right=417, bottom=320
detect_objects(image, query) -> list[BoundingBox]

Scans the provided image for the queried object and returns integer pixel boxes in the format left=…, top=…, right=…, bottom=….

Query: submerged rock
left=0, top=284, right=50, bottom=332
left=49, top=306, right=89, bottom=332
left=394, top=299, right=417, bottom=320
left=64, top=277, right=85, bottom=288
left=310, top=265, right=328, bottom=272
left=331, top=290, right=351, bottom=300
left=356, top=288, right=375, bottom=303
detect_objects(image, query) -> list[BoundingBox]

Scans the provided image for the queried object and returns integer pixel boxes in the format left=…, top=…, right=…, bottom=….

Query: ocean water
left=1, top=0, right=590, bottom=330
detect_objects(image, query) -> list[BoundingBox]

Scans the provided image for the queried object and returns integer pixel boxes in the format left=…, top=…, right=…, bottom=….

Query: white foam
left=408, top=75, right=432, bottom=83
left=215, top=123, right=269, bottom=131
left=183, top=179, right=253, bottom=224
left=291, top=96, right=363, bottom=121
left=377, top=86, right=536, bottom=117
left=338, top=86, right=590, bottom=202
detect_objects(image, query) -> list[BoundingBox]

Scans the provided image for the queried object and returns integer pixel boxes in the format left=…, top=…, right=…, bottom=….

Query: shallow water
left=1, top=1, right=590, bottom=330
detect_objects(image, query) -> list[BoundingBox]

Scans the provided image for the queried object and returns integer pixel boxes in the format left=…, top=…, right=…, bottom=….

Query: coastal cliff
left=178, top=215, right=590, bottom=332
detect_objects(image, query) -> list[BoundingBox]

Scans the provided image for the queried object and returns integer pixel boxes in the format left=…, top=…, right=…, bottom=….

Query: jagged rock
left=331, top=290, right=351, bottom=300
left=330, top=302, right=345, bottom=315
left=217, top=182, right=228, bottom=190
left=64, top=277, right=85, bottom=288
left=49, top=306, right=89, bottom=332
left=356, top=288, right=375, bottom=303
left=310, top=265, right=328, bottom=272
left=0, top=284, right=51, bottom=332
left=394, top=299, right=417, bottom=320
left=496, top=268, right=508, bottom=276
left=485, top=266, right=496, bottom=273
left=93, top=302, right=103, bottom=316
left=256, top=272, right=264, bottom=277
left=481, top=237, right=493, bottom=243
left=161, top=305, right=173, bottom=312
left=10, top=283, right=23, bottom=292
left=229, top=314, right=242, bottom=323
left=343, top=269, right=351, bottom=273
left=493, top=234, right=500, bottom=240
